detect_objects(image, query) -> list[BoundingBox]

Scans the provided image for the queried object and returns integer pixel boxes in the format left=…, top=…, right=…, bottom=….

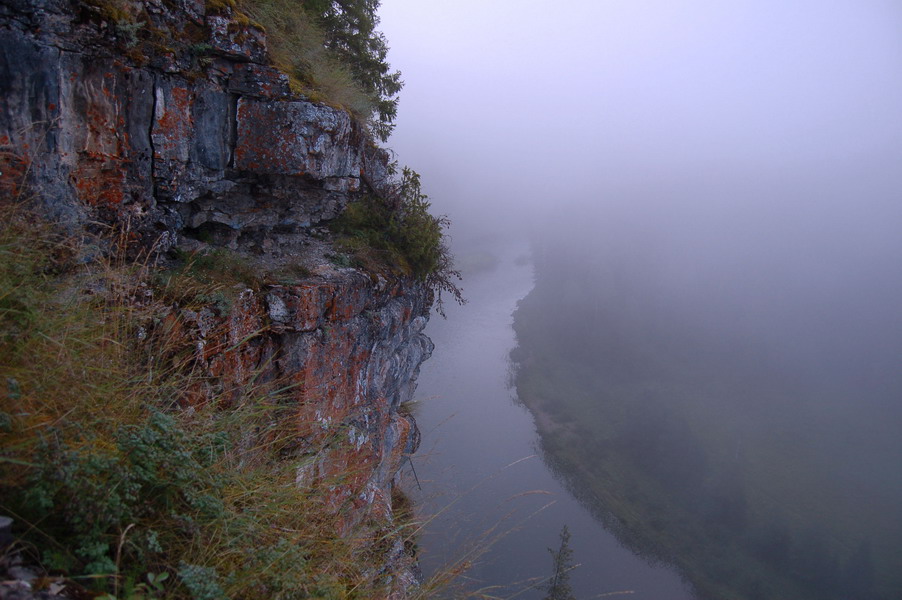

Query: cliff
left=0, top=1, right=434, bottom=597
left=0, top=0, right=394, bottom=250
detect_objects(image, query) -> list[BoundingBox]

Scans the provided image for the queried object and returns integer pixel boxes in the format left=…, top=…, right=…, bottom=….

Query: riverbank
left=509, top=231, right=902, bottom=600
left=410, top=242, right=693, bottom=599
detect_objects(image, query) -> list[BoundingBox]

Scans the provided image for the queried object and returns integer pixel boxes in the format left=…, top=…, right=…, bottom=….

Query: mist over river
left=378, top=3, right=902, bottom=597
left=409, top=243, right=694, bottom=599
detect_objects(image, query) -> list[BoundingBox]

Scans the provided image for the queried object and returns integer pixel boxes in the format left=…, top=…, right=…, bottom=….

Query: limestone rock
left=0, top=0, right=391, bottom=251
left=0, top=0, right=431, bottom=595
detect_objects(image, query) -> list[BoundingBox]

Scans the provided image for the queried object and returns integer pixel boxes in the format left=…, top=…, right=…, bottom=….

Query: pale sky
left=378, top=0, right=902, bottom=236
left=376, top=6, right=902, bottom=595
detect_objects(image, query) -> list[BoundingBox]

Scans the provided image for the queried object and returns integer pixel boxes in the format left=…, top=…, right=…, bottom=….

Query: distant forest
left=512, top=219, right=902, bottom=600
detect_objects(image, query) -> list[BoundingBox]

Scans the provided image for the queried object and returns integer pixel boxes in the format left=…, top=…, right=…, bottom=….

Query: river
left=409, top=242, right=695, bottom=599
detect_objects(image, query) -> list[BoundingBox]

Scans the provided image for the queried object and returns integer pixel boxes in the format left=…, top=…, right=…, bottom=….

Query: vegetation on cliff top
left=79, top=0, right=401, bottom=140
left=0, top=206, right=432, bottom=599
left=331, top=167, right=464, bottom=315
left=211, top=0, right=461, bottom=307
left=239, top=0, right=402, bottom=140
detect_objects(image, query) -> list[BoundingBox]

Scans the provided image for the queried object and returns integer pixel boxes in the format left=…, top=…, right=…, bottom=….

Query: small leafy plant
left=332, top=167, right=464, bottom=314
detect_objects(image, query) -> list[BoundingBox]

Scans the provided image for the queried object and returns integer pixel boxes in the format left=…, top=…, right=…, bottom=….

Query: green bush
left=331, top=168, right=464, bottom=313
left=20, top=411, right=226, bottom=578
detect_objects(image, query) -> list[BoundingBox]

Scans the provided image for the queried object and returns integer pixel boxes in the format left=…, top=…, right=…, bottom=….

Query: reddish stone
left=235, top=98, right=362, bottom=181
left=153, top=84, right=193, bottom=169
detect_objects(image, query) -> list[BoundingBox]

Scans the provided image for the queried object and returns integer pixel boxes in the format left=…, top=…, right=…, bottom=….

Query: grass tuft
left=0, top=203, right=425, bottom=598
left=236, top=0, right=374, bottom=120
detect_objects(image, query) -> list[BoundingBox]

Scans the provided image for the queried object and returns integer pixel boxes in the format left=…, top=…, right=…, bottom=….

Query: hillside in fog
left=512, top=200, right=902, bottom=598
left=377, top=1, right=902, bottom=597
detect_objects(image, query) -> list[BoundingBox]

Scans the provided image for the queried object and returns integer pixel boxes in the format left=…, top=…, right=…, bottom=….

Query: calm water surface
left=410, top=243, right=695, bottom=599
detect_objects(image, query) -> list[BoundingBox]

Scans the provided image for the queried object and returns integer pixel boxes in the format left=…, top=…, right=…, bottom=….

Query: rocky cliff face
left=0, top=0, right=392, bottom=254
left=165, top=269, right=433, bottom=595
left=0, top=0, right=431, bottom=594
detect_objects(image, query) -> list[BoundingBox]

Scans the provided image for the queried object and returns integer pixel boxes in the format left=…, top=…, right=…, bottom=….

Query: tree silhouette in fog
left=544, top=526, right=577, bottom=600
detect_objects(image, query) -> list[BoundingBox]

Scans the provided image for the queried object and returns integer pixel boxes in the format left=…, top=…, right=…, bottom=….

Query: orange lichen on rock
left=0, top=149, right=28, bottom=198
left=154, top=86, right=193, bottom=161
left=162, top=273, right=430, bottom=545
left=68, top=66, right=136, bottom=209
left=73, top=168, right=126, bottom=206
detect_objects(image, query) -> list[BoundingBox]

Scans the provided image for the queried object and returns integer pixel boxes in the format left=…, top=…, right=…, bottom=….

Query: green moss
left=204, top=0, right=238, bottom=14
left=204, top=0, right=264, bottom=32
left=266, top=262, right=313, bottom=285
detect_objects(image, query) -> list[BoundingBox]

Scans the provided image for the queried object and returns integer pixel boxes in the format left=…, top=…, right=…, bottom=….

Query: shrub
left=331, top=167, right=464, bottom=314
left=21, top=411, right=227, bottom=577
left=0, top=206, right=423, bottom=598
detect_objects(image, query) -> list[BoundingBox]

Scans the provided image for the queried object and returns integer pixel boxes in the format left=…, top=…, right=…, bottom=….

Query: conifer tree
left=544, top=525, right=577, bottom=600
left=303, top=0, right=402, bottom=140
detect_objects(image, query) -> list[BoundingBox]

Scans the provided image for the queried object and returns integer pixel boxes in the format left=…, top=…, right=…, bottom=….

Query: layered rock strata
left=0, top=0, right=392, bottom=254
left=0, top=0, right=430, bottom=595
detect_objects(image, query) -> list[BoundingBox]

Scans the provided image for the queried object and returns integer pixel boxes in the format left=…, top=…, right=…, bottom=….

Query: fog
left=380, top=0, right=902, bottom=239
left=379, top=0, right=902, bottom=419
left=378, top=1, right=902, bottom=597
